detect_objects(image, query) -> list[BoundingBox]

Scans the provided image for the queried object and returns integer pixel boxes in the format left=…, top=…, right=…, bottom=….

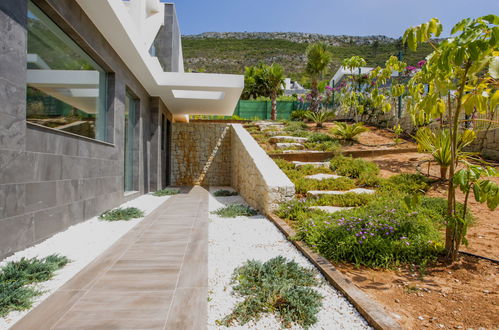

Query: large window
left=26, top=1, right=108, bottom=141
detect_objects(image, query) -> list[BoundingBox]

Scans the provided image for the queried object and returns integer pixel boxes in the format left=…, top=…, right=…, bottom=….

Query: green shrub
left=0, top=255, right=69, bottom=317
left=330, top=122, right=368, bottom=141
left=379, top=173, right=431, bottom=194
left=294, top=177, right=356, bottom=194
left=153, top=188, right=180, bottom=196
left=329, top=155, right=379, bottom=178
left=221, top=256, right=322, bottom=329
left=291, top=110, right=311, bottom=121
left=211, top=204, right=257, bottom=218
left=303, top=141, right=340, bottom=152
left=296, top=197, right=445, bottom=268
left=284, top=121, right=308, bottom=132
left=99, top=207, right=145, bottom=221
left=356, top=173, right=383, bottom=187
left=310, top=193, right=375, bottom=207
left=307, top=132, right=335, bottom=143
left=274, top=158, right=296, bottom=171
left=213, top=189, right=238, bottom=197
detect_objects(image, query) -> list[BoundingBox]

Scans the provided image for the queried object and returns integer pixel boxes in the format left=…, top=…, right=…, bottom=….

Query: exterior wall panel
left=0, top=0, right=171, bottom=259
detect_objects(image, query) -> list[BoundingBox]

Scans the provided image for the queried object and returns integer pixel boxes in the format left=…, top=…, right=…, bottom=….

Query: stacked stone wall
left=171, top=123, right=231, bottom=186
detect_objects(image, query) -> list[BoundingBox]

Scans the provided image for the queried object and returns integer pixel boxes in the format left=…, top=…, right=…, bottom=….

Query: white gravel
left=208, top=187, right=371, bottom=330
left=0, top=194, right=171, bottom=329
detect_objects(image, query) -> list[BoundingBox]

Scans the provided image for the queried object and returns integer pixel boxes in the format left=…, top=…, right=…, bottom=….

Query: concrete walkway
left=13, top=186, right=209, bottom=330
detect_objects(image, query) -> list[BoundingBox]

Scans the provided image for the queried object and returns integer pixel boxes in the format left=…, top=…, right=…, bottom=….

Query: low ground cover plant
left=310, top=192, right=376, bottom=207
left=291, top=197, right=446, bottom=268
left=213, top=189, right=238, bottom=197
left=294, top=177, right=356, bottom=194
left=0, top=255, right=69, bottom=317
left=221, top=256, right=322, bottom=329
left=153, top=188, right=180, bottom=196
left=211, top=204, right=257, bottom=218
left=303, top=141, right=340, bottom=152
left=99, top=207, right=145, bottom=221
left=329, top=155, right=379, bottom=178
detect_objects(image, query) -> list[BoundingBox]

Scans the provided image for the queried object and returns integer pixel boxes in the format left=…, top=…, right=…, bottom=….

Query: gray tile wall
left=0, top=0, right=171, bottom=259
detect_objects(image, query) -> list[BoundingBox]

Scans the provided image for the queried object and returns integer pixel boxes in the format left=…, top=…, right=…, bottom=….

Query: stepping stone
left=275, top=142, right=304, bottom=150
left=269, top=136, right=309, bottom=143
left=304, top=173, right=343, bottom=180
left=282, top=150, right=322, bottom=154
left=306, top=188, right=376, bottom=197
left=310, top=206, right=354, bottom=213
left=292, top=161, right=330, bottom=168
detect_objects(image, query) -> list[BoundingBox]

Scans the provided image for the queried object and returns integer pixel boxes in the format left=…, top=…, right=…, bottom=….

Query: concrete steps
left=269, top=136, right=309, bottom=143
left=310, top=206, right=354, bottom=214
left=304, top=173, right=343, bottom=180
left=292, top=161, right=330, bottom=168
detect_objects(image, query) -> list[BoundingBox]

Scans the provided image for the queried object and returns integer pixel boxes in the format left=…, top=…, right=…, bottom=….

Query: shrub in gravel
left=0, top=255, right=69, bottom=317
left=99, top=207, right=145, bottom=221
left=213, top=189, right=238, bottom=197
left=221, top=256, right=322, bottom=329
left=211, top=204, right=257, bottom=218
left=307, top=132, right=335, bottom=143
left=329, top=155, right=379, bottom=178
left=303, top=140, right=340, bottom=152
left=153, top=188, right=180, bottom=196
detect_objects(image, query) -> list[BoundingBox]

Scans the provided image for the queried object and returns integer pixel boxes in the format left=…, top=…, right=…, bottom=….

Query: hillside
left=182, top=32, right=434, bottom=81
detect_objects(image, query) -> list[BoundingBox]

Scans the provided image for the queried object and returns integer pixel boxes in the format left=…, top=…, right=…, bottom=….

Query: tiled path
left=13, top=186, right=208, bottom=330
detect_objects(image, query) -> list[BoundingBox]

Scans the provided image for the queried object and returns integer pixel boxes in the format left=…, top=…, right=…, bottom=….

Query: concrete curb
left=267, top=213, right=402, bottom=330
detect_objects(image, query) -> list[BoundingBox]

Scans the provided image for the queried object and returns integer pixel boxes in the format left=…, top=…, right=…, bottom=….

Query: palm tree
left=305, top=43, right=332, bottom=112
left=264, top=64, right=285, bottom=120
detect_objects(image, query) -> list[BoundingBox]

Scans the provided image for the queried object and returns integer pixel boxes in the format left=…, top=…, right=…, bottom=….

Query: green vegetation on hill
left=181, top=36, right=434, bottom=81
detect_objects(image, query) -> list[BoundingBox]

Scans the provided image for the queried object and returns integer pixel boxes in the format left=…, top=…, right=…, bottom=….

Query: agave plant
left=414, top=127, right=476, bottom=179
left=330, top=122, right=368, bottom=142
left=304, top=110, right=335, bottom=128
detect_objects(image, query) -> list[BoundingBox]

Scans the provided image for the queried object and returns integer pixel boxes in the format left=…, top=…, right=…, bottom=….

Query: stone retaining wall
left=170, top=122, right=295, bottom=214
left=468, top=127, right=499, bottom=160
left=231, top=124, right=295, bottom=214
left=171, top=123, right=232, bottom=186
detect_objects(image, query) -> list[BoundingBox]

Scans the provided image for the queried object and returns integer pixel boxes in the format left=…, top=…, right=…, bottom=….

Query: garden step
left=304, top=173, right=343, bottom=180
left=310, top=206, right=354, bottom=213
left=292, top=161, right=330, bottom=168
left=269, top=136, right=309, bottom=143
left=306, top=188, right=376, bottom=197
left=282, top=150, right=322, bottom=154
left=275, top=142, right=304, bottom=150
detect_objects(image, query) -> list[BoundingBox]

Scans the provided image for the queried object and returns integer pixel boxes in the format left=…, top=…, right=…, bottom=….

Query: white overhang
left=75, top=0, right=243, bottom=117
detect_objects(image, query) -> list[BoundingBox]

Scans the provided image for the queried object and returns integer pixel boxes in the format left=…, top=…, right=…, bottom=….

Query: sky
left=165, top=0, right=499, bottom=38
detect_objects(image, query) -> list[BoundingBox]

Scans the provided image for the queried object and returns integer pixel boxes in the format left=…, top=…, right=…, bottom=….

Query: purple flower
left=417, top=60, right=426, bottom=68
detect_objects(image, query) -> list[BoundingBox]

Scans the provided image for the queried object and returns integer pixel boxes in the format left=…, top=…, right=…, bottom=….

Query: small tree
left=305, top=43, right=332, bottom=112
left=265, top=64, right=285, bottom=120
left=241, top=63, right=285, bottom=120
left=403, top=15, right=499, bottom=260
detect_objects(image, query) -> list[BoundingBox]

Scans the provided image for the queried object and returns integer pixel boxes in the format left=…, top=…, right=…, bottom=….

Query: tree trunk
left=310, top=79, right=319, bottom=113
left=440, top=166, right=448, bottom=179
left=271, top=93, right=277, bottom=121
left=445, top=62, right=471, bottom=261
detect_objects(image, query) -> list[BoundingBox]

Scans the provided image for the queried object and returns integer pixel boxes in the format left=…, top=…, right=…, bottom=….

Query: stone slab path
left=12, top=186, right=209, bottom=330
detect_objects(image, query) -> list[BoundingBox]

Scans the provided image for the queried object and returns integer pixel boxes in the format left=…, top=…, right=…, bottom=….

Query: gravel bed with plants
left=207, top=187, right=370, bottom=329
left=0, top=193, right=171, bottom=328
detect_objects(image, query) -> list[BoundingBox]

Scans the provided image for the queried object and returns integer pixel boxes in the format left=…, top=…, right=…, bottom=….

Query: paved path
left=13, top=186, right=208, bottom=330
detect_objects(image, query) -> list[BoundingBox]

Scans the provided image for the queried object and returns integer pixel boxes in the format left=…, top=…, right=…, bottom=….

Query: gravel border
left=208, top=186, right=371, bottom=329
left=0, top=194, right=171, bottom=329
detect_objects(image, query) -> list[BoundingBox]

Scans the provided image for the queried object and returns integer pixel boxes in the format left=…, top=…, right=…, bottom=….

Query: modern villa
left=0, top=0, right=246, bottom=259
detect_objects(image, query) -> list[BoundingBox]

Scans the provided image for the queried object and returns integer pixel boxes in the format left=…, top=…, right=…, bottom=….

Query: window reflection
left=26, top=1, right=107, bottom=141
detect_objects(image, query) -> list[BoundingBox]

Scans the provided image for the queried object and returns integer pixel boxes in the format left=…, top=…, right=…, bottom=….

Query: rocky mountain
left=181, top=32, right=434, bottom=81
